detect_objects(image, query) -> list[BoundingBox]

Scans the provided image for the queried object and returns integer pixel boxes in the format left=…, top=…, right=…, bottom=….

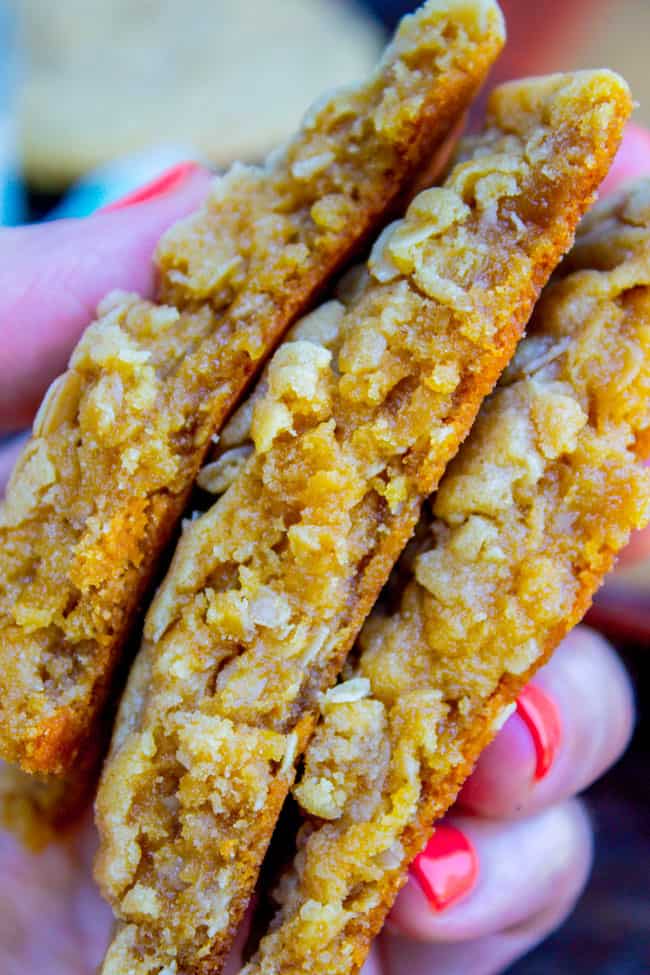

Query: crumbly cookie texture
left=243, top=180, right=650, bottom=975
left=0, top=0, right=506, bottom=777
left=95, top=70, right=630, bottom=975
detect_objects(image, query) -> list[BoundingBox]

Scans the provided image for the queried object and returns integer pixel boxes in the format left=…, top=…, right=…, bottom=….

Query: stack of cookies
left=1, top=3, right=649, bottom=974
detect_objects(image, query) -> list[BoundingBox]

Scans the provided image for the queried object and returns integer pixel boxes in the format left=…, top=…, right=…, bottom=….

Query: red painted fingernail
left=410, top=824, right=479, bottom=911
left=516, top=683, right=562, bottom=780
left=100, top=161, right=201, bottom=212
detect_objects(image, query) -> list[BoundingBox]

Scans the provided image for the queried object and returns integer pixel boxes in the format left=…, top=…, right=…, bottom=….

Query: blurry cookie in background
left=11, top=0, right=383, bottom=190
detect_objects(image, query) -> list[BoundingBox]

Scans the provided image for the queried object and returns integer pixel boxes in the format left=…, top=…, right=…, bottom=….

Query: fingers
left=69, top=813, right=112, bottom=972
left=0, top=162, right=212, bottom=433
left=614, top=522, right=650, bottom=569
left=389, top=799, right=592, bottom=948
left=587, top=559, right=650, bottom=641
left=359, top=945, right=384, bottom=975
left=383, top=629, right=628, bottom=968
left=599, top=122, right=650, bottom=197
left=458, top=626, right=634, bottom=820
left=222, top=903, right=255, bottom=975
left=381, top=814, right=589, bottom=975
left=0, top=433, right=29, bottom=496
left=0, top=814, right=110, bottom=975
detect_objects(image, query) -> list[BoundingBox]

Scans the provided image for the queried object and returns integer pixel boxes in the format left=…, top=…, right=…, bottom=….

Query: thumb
left=0, top=161, right=212, bottom=432
left=598, top=122, right=650, bottom=197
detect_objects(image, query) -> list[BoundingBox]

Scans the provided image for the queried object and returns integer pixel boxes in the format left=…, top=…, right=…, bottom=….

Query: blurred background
left=0, top=1, right=648, bottom=972
left=2, top=0, right=650, bottom=223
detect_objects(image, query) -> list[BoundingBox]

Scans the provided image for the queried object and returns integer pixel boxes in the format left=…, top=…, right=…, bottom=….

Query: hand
left=0, top=130, right=648, bottom=974
left=366, top=626, right=632, bottom=975
left=0, top=161, right=213, bottom=975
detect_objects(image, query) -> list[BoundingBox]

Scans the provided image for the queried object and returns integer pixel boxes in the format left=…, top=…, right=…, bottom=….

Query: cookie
left=95, top=66, right=629, bottom=975
left=243, top=179, right=650, bottom=975
left=0, top=0, right=504, bottom=784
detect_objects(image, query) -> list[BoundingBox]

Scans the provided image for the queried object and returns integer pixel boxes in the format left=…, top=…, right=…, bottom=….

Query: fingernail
left=516, top=683, right=562, bottom=780
left=410, top=824, right=479, bottom=911
left=100, top=161, right=201, bottom=212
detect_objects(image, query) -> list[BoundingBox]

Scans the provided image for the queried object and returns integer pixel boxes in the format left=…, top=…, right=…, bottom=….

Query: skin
left=0, top=128, right=648, bottom=974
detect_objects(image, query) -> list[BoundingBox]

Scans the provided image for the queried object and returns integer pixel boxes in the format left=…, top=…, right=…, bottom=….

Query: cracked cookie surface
left=95, top=69, right=631, bottom=975
left=0, top=0, right=505, bottom=777
left=242, top=179, right=650, bottom=975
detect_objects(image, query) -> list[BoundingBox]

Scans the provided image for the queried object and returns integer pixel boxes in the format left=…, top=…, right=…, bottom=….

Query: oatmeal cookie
left=0, top=0, right=505, bottom=776
left=95, top=70, right=630, bottom=975
left=242, top=180, right=650, bottom=975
